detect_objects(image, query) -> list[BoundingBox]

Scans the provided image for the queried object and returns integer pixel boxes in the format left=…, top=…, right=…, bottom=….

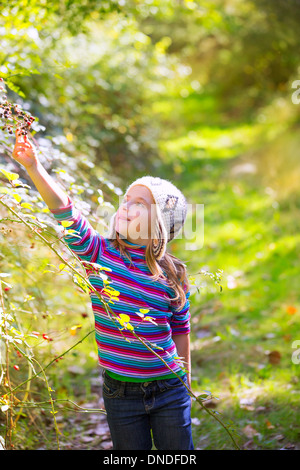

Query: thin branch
left=0, top=196, right=241, bottom=450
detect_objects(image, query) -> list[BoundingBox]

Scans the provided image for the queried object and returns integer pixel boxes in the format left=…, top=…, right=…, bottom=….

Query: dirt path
left=56, top=369, right=113, bottom=450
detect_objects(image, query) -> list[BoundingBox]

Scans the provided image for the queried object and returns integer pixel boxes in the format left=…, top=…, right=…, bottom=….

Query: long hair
left=110, top=230, right=189, bottom=312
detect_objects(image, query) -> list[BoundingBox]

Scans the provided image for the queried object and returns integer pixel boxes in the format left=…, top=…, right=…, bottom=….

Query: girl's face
left=115, top=184, right=156, bottom=246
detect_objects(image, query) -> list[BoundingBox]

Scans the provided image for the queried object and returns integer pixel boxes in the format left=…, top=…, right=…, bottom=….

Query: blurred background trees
left=1, top=0, right=300, bottom=450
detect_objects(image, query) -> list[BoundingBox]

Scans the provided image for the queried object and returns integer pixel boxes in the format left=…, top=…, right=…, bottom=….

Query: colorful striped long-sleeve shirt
left=49, top=195, right=191, bottom=381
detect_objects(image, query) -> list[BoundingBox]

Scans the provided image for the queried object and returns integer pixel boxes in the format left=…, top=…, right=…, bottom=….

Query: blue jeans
left=102, top=371, right=194, bottom=450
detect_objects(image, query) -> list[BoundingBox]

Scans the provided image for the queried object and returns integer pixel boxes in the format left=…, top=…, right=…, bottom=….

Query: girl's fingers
left=15, top=139, right=31, bottom=148
left=16, top=134, right=25, bottom=144
left=16, top=132, right=32, bottom=147
left=14, top=145, right=31, bottom=153
left=16, top=129, right=29, bottom=142
left=23, top=135, right=32, bottom=146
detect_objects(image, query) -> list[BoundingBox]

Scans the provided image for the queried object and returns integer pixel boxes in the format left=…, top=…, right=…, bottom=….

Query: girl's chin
left=115, top=224, right=131, bottom=239
left=116, top=219, right=127, bottom=229
left=116, top=228, right=127, bottom=238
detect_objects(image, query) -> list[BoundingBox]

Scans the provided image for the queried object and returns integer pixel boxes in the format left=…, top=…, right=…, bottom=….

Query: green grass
left=5, top=88, right=300, bottom=451
left=157, top=90, right=300, bottom=449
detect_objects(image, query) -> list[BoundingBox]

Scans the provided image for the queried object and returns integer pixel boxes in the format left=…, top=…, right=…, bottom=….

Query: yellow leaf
left=10, top=327, right=23, bottom=336
left=21, top=202, right=33, bottom=210
left=118, top=314, right=130, bottom=325
left=118, top=314, right=134, bottom=331
left=0, top=169, right=19, bottom=181
left=150, top=343, right=164, bottom=351
left=12, top=193, right=22, bottom=203
left=61, top=220, right=74, bottom=228
left=139, top=309, right=150, bottom=314
left=0, top=188, right=10, bottom=194
left=103, top=287, right=120, bottom=296
left=265, top=419, right=275, bottom=429
left=69, top=324, right=82, bottom=335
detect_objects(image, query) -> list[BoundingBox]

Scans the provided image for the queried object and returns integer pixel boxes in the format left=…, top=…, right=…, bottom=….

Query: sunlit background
left=0, top=0, right=300, bottom=450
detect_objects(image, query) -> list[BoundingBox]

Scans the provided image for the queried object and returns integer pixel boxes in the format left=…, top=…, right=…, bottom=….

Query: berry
left=0, top=94, right=37, bottom=138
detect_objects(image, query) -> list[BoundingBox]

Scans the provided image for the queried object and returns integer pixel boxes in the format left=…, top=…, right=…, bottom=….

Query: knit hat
left=106, top=175, right=188, bottom=260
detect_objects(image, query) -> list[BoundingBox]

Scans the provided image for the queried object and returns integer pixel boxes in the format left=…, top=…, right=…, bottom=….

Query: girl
left=11, top=130, right=194, bottom=450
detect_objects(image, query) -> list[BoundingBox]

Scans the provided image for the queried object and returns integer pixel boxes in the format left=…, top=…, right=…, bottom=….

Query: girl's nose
left=120, top=205, right=132, bottom=220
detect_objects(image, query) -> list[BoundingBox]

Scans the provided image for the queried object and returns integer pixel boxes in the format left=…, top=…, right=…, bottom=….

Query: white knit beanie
left=106, top=175, right=188, bottom=260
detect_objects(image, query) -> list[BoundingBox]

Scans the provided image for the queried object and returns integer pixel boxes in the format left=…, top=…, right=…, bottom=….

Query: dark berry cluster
left=0, top=77, right=36, bottom=135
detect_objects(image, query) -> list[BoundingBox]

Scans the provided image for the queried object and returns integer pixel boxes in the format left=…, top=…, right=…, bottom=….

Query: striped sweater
left=49, top=195, right=191, bottom=380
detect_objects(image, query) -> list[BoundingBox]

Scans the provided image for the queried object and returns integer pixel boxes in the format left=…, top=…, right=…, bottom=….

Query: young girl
left=11, top=130, right=194, bottom=451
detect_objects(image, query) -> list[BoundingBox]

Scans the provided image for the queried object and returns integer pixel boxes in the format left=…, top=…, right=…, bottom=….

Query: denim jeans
left=102, top=371, right=194, bottom=450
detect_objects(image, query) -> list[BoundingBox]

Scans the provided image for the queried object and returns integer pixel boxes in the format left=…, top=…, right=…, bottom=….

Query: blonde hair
left=110, top=231, right=189, bottom=312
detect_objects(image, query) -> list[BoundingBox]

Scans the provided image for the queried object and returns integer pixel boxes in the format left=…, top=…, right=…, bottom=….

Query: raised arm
left=11, top=129, right=104, bottom=264
left=12, top=129, right=69, bottom=209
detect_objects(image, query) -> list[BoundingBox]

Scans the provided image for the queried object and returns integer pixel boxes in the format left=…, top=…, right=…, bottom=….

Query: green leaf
left=4, top=78, right=26, bottom=98
left=72, top=274, right=90, bottom=293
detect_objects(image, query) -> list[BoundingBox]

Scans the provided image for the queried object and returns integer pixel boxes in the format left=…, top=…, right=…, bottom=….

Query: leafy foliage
left=0, top=0, right=299, bottom=450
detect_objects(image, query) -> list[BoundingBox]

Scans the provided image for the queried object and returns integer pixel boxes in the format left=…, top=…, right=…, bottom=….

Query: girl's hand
left=11, top=128, right=39, bottom=169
